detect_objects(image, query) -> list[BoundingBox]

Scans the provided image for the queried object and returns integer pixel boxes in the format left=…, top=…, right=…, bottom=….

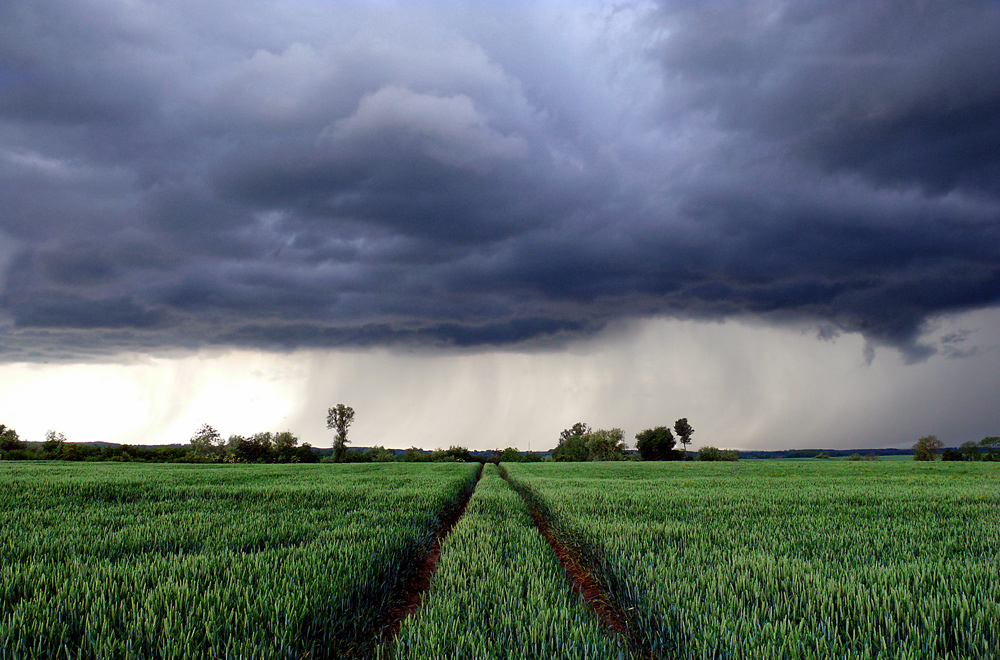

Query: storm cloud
left=2, top=0, right=1000, bottom=361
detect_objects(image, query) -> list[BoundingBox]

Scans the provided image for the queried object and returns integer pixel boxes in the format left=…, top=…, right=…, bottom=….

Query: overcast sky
left=2, top=0, right=999, bottom=451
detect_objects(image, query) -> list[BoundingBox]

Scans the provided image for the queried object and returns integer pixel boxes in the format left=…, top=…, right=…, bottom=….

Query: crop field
left=2, top=460, right=997, bottom=659
left=0, top=462, right=479, bottom=659
left=504, top=460, right=1000, bottom=659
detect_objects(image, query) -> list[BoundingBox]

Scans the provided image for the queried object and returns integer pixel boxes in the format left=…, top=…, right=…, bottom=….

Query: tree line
left=914, top=435, right=1000, bottom=461
left=547, top=418, right=738, bottom=462
left=7, top=412, right=996, bottom=465
left=0, top=424, right=208, bottom=462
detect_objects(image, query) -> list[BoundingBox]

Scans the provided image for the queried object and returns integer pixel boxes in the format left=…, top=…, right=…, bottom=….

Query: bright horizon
left=3, top=311, right=999, bottom=453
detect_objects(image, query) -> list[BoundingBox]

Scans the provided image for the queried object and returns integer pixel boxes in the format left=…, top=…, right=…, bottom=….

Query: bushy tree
left=432, top=446, right=474, bottom=462
left=913, top=435, right=943, bottom=461
left=296, top=443, right=320, bottom=463
left=673, top=418, right=694, bottom=456
left=719, top=449, right=740, bottom=461
left=190, top=424, right=224, bottom=458
left=698, top=446, right=719, bottom=461
left=327, top=404, right=355, bottom=462
left=698, top=446, right=740, bottom=461
left=635, top=426, right=678, bottom=461
left=552, top=423, right=630, bottom=461
left=60, top=443, right=93, bottom=461
left=553, top=422, right=591, bottom=462
left=366, top=446, right=396, bottom=462
left=401, top=447, right=431, bottom=462
left=499, top=447, right=523, bottom=463
left=0, top=424, right=23, bottom=452
left=227, top=434, right=272, bottom=463
left=959, top=440, right=982, bottom=461
left=587, top=428, right=627, bottom=461
left=274, top=430, right=299, bottom=462
left=981, top=436, right=1000, bottom=461
left=42, top=430, right=67, bottom=455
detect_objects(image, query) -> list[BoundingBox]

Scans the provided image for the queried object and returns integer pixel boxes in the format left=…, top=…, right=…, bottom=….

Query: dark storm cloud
left=1, top=0, right=999, bottom=360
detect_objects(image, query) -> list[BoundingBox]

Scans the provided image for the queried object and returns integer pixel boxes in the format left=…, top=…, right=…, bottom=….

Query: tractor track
left=498, top=465, right=657, bottom=660
left=374, top=462, right=484, bottom=651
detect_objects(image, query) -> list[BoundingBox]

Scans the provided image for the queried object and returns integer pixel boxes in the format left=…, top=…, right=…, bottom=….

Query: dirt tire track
left=498, top=464, right=657, bottom=660
left=374, top=462, right=484, bottom=652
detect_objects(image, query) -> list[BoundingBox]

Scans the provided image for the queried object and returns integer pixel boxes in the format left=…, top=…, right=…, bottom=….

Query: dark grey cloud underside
left=1, top=0, right=999, bottom=360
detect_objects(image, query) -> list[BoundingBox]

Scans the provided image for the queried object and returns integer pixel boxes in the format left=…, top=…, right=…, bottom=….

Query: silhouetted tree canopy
left=635, top=426, right=679, bottom=461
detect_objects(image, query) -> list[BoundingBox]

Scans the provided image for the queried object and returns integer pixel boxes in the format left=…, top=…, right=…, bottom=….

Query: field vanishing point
left=1, top=460, right=998, bottom=659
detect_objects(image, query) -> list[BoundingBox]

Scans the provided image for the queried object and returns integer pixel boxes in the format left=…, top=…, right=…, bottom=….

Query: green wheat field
left=1, top=460, right=997, bottom=659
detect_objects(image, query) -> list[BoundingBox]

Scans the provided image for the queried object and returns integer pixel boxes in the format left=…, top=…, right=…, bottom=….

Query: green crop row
left=503, top=460, right=1000, bottom=660
left=0, top=462, right=480, bottom=660
left=390, top=463, right=628, bottom=660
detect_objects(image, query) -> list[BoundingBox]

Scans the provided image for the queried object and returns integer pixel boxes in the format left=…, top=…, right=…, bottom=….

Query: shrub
left=699, top=446, right=739, bottom=462
left=698, top=446, right=721, bottom=461
left=941, top=448, right=963, bottom=462
left=401, top=447, right=431, bottom=462
left=432, top=446, right=474, bottom=463
left=366, top=446, right=396, bottom=462
left=0, top=449, right=39, bottom=461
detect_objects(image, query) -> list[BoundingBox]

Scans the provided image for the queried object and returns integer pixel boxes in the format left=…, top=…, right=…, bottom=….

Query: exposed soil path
left=374, top=463, right=484, bottom=649
left=499, top=466, right=655, bottom=660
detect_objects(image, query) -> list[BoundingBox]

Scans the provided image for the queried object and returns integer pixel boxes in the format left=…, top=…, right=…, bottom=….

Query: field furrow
left=390, top=463, right=630, bottom=660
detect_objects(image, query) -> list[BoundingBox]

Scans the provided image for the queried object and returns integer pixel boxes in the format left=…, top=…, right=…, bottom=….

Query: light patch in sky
left=0, top=352, right=300, bottom=447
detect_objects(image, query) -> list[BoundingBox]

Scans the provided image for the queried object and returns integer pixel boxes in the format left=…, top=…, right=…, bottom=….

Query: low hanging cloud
left=1, top=0, right=999, bottom=362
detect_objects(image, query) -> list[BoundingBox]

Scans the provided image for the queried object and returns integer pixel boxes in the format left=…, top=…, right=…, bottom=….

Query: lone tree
left=635, top=426, right=678, bottom=461
left=913, top=435, right=943, bottom=461
left=327, top=404, right=355, bottom=462
left=673, top=418, right=694, bottom=457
